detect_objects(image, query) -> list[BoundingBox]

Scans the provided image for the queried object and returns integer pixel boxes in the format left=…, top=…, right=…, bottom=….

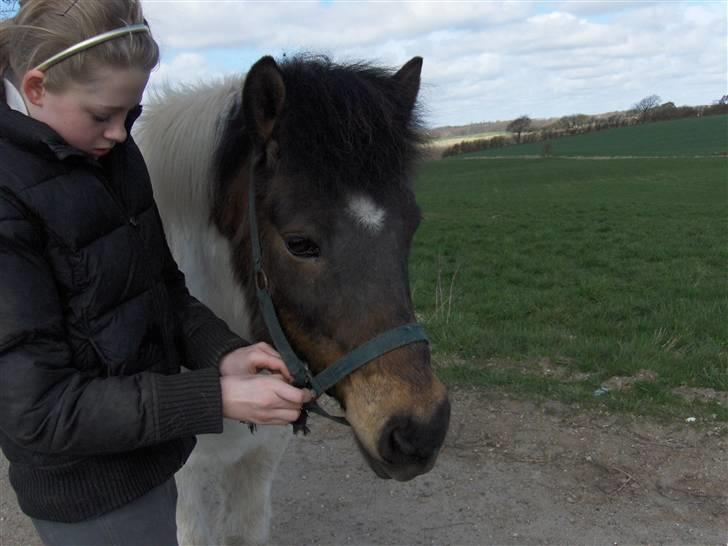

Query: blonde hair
left=0, top=0, right=159, bottom=91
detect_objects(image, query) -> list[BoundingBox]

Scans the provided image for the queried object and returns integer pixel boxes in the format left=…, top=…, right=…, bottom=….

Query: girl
left=0, top=1, right=311, bottom=545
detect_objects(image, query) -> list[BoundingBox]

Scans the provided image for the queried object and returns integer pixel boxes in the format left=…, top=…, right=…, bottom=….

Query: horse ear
left=243, top=56, right=286, bottom=142
left=392, top=56, right=423, bottom=115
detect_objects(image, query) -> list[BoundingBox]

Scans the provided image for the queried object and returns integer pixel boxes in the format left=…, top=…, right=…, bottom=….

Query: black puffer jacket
left=0, top=91, right=247, bottom=522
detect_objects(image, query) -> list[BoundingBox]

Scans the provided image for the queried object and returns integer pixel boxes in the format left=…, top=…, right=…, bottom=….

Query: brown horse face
left=263, top=178, right=450, bottom=481
left=231, top=56, right=450, bottom=481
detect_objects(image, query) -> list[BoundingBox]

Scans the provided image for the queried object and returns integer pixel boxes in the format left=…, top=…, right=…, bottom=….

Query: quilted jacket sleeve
left=0, top=192, right=223, bottom=456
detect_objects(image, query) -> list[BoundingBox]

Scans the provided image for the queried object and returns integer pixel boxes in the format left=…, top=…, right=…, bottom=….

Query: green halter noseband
left=248, top=178, right=428, bottom=433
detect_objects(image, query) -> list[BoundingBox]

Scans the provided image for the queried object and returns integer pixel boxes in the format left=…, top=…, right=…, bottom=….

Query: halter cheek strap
left=33, top=24, right=150, bottom=72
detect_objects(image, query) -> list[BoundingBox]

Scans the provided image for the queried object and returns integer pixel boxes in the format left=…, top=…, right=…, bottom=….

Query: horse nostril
left=381, top=419, right=437, bottom=466
left=391, top=429, right=417, bottom=457
left=378, top=400, right=450, bottom=467
left=380, top=419, right=422, bottom=465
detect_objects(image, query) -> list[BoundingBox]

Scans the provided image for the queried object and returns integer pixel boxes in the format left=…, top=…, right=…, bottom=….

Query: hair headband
left=33, top=23, right=150, bottom=72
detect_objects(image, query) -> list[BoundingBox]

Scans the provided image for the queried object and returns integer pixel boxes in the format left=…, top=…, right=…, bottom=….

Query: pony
left=135, top=55, right=450, bottom=545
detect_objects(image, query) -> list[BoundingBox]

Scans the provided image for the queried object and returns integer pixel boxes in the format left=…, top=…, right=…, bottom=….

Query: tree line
left=440, top=96, right=728, bottom=158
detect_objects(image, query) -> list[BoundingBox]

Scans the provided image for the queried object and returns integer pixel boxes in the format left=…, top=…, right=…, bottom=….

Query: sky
left=7, top=1, right=728, bottom=127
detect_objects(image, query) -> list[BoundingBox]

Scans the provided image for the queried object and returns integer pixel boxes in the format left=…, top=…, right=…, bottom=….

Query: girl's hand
left=219, top=342, right=292, bottom=382
left=220, top=374, right=313, bottom=425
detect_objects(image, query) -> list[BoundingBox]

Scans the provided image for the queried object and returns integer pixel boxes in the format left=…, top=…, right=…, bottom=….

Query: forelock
left=275, top=55, right=424, bottom=194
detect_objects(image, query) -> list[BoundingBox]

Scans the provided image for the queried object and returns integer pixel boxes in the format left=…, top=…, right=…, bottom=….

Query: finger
left=273, top=383, right=314, bottom=405
left=248, top=348, right=291, bottom=377
left=254, top=359, right=293, bottom=382
left=253, top=342, right=281, bottom=359
left=256, top=408, right=302, bottom=425
left=259, top=359, right=293, bottom=382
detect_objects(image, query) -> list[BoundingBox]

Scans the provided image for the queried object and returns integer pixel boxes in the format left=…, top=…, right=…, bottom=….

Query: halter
left=248, top=179, right=428, bottom=433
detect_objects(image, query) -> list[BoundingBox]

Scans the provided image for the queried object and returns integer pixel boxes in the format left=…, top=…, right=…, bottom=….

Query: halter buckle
left=255, top=269, right=269, bottom=291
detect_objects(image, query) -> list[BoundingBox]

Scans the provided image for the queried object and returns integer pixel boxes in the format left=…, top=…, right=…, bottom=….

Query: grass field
left=412, top=124, right=727, bottom=420
left=466, top=114, right=728, bottom=158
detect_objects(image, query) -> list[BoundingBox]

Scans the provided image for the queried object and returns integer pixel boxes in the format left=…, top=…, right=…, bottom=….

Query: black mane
left=275, top=55, right=423, bottom=191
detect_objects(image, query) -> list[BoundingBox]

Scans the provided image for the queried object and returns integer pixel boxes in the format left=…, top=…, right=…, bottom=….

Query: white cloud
left=149, top=53, right=209, bottom=88
left=143, top=1, right=532, bottom=50
left=145, top=51, right=232, bottom=104
left=140, top=0, right=727, bottom=126
left=550, top=1, right=662, bottom=17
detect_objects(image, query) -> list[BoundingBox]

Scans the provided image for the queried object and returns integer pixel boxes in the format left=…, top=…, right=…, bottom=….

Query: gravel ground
left=2, top=387, right=727, bottom=545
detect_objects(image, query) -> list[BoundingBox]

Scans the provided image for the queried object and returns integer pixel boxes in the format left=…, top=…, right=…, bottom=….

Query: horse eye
left=285, top=236, right=320, bottom=258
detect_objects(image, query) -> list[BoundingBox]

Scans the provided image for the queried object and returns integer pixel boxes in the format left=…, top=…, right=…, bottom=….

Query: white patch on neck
left=347, top=195, right=386, bottom=233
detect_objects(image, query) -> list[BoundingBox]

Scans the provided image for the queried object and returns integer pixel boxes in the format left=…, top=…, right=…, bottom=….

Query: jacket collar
left=3, top=79, right=28, bottom=115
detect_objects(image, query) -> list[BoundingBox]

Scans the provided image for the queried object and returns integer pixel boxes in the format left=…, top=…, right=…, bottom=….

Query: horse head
left=213, top=55, right=450, bottom=481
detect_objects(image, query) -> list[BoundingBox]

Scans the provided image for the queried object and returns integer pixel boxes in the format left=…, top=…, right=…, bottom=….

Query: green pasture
left=466, top=114, right=728, bottom=158
left=411, top=156, right=728, bottom=421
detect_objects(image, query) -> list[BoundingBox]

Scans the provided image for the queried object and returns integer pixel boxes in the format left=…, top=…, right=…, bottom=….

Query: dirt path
left=2, top=387, right=726, bottom=545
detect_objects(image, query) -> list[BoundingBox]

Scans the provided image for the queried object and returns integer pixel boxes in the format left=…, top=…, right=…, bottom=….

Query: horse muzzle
left=354, top=397, right=451, bottom=481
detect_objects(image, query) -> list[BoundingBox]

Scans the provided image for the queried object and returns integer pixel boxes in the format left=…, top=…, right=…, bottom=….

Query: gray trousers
left=31, top=478, right=178, bottom=546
